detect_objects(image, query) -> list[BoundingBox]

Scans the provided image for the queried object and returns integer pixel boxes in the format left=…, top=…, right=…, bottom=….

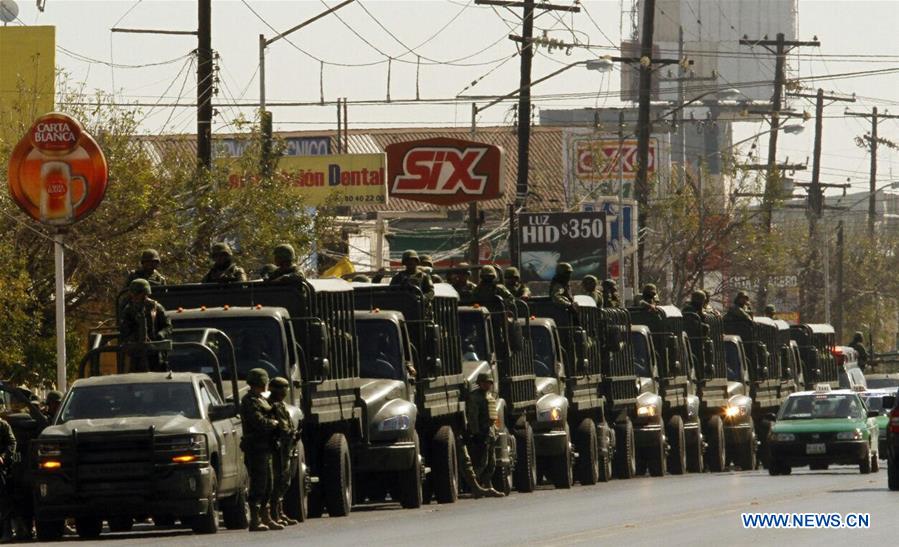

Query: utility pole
left=470, top=103, right=481, bottom=267
left=197, top=0, right=213, bottom=170
left=634, top=0, right=655, bottom=283
left=835, top=220, right=844, bottom=341
left=846, top=107, right=899, bottom=239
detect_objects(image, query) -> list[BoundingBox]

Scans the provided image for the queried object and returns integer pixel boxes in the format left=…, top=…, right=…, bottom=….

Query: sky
left=4, top=0, right=899, bottom=196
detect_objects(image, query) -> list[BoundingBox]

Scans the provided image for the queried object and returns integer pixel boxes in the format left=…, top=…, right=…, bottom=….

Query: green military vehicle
left=628, top=305, right=701, bottom=476
left=722, top=334, right=759, bottom=469
left=352, top=283, right=465, bottom=504
left=789, top=323, right=838, bottom=389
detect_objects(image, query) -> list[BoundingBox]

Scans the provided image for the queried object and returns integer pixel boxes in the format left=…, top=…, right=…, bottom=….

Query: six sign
left=385, top=137, right=503, bottom=206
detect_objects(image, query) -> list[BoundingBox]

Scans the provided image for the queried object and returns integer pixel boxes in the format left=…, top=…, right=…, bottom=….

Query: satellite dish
left=0, top=0, right=19, bottom=24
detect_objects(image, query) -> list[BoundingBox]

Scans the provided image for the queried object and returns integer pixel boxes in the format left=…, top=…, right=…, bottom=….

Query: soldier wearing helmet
left=266, top=244, right=305, bottom=284
left=258, top=263, right=277, bottom=281
left=549, top=262, right=576, bottom=309
left=503, top=266, right=530, bottom=299
left=472, top=265, right=514, bottom=305
left=118, top=278, right=173, bottom=371
left=763, top=304, right=777, bottom=319
left=581, top=275, right=603, bottom=306
left=449, top=263, right=477, bottom=298
left=240, top=368, right=283, bottom=532
left=202, top=242, right=248, bottom=284
left=124, top=248, right=166, bottom=288
left=601, top=279, right=620, bottom=308
left=389, top=250, right=434, bottom=299
left=724, top=291, right=754, bottom=322
left=683, top=290, right=707, bottom=316
left=267, top=377, right=298, bottom=527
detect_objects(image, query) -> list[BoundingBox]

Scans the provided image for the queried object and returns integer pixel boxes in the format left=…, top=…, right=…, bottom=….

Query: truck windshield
left=629, top=332, right=652, bottom=378
left=355, top=320, right=404, bottom=380
left=778, top=393, right=865, bottom=420
left=459, top=312, right=489, bottom=362
left=59, top=383, right=199, bottom=421
left=529, top=326, right=555, bottom=378
left=173, top=317, right=284, bottom=380
left=724, top=342, right=743, bottom=382
left=866, top=377, right=899, bottom=389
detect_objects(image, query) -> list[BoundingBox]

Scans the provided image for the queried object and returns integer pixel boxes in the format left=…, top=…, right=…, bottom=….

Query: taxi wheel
left=859, top=449, right=872, bottom=474
left=871, top=453, right=880, bottom=473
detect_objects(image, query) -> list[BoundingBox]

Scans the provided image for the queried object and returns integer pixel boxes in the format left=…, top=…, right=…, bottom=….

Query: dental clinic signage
left=7, top=112, right=109, bottom=226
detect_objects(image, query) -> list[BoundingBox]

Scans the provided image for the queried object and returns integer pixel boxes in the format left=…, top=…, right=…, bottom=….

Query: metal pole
left=634, top=0, right=656, bottom=283
left=54, top=232, right=67, bottom=391
left=823, top=229, right=831, bottom=324
left=835, top=220, right=844, bottom=341
left=469, top=102, right=480, bottom=267
left=869, top=107, right=878, bottom=239
left=259, top=34, right=266, bottom=111
left=515, top=0, right=535, bottom=205
left=618, top=111, right=625, bottom=293
left=197, top=0, right=213, bottom=170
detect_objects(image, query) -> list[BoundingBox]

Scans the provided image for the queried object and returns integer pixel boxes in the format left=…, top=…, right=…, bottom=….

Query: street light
left=782, top=123, right=806, bottom=135
left=585, top=58, right=614, bottom=73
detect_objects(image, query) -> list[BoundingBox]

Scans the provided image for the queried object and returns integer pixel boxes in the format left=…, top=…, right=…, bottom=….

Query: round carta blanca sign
left=7, top=112, right=109, bottom=226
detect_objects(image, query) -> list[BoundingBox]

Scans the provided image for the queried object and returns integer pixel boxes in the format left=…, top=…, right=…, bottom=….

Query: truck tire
left=283, top=439, right=309, bottom=522
left=685, top=424, right=703, bottom=473
left=492, top=463, right=513, bottom=496
left=735, top=428, right=757, bottom=472
left=107, top=516, right=133, bottom=533
left=598, top=423, right=613, bottom=482
left=222, top=487, right=249, bottom=530
left=322, top=432, right=353, bottom=517
left=613, top=419, right=636, bottom=479
left=75, top=517, right=103, bottom=539
left=431, top=425, right=459, bottom=504
left=575, top=418, right=599, bottom=485
left=888, top=458, right=899, bottom=490
left=35, top=520, right=65, bottom=541
left=705, top=415, right=726, bottom=472
left=756, top=419, right=772, bottom=469
left=648, top=427, right=667, bottom=477
left=666, top=415, right=686, bottom=475
left=513, top=422, right=537, bottom=493
left=307, top=485, right=324, bottom=518
left=550, top=432, right=574, bottom=489
left=398, top=433, right=423, bottom=509
left=190, top=473, right=219, bottom=534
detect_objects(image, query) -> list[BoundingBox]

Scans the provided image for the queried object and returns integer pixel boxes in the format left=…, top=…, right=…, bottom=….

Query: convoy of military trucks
left=21, top=276, right=864, bottom=539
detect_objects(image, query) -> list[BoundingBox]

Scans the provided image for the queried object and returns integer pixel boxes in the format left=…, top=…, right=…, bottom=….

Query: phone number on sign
left=343, top=195, right=385, bottom=203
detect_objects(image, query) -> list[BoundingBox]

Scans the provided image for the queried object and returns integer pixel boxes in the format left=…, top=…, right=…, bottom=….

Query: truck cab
left=789, top=323, right=838, bottom=388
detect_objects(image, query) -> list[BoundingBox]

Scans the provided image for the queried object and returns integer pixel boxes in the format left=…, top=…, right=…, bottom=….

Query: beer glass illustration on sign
left=40, top=161, right=73, bottom=224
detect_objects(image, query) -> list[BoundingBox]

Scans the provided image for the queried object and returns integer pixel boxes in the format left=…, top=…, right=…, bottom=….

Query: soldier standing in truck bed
left=267, top=244, right=305, bottom=284
left=581, top=275, right=603, bottom=306
left=601, top=279, right=620, bottom=308
left=503, top=267, right=530, bottom=299
left=450, top=263, right=477, bottom=299
left=548, top=263, right=576, bottom=310
left=201, top=242, right=248, bottom=283
left=390, top=250, right=434, bottom=299
left=472, top=265, right=514, bottom=306
left=124, top=248, right=166, bottom=288
left=241, top=368, right=284, bottom=532
left=724, top=291, right=754, bottom=322
left=119, top=279, right=173, bottom=372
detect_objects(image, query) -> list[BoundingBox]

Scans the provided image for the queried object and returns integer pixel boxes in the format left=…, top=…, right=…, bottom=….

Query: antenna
left=0, top=0, right=19, bottom=24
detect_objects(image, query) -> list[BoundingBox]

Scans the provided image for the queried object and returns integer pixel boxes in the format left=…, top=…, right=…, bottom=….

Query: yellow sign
left=227, top=153, right=387, bottom=207
left=0, top=26, right=56, bottom=123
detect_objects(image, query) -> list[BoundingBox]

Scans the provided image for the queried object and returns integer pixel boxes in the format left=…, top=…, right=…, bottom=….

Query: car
left=860, top=388, right=897, bottom=459
left=767, top=385, right=880, bottom=475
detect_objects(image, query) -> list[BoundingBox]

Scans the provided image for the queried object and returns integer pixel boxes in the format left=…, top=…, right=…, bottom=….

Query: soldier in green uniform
left=125, top=249, right=166, bottom=288
left=549, top=262, right=576, bottom=310
left=267, top=244, right=305, bottom=284
left=0, top=417, right=16, bottom=543
left=258, top=263, right=277, bottom=281
left=240, top=368, right=284, bottom=532
left=462, top=373, right=504, bottom=498
left=201, top=242, right=248, bottom=284
left=389, top=250, right=434, bottom=299
left=724, top=291, right=754, bottom=322
left=601, top=279, right=620, bottom=308
left=471, top=265, right=514, bottom=305
left=848, top=331, right=870, bottom=370
left=119, top=279, right=173, bottom=372
left=763, top=304, right=776, bottom=319
left=450, top=263, right=477, bottom=298
left=503, top=267, right=530, bottom=299
left=638, top=284, right=660, bottom=310
left=43, top=391, right=63, bottom=421
left=267, top=377, right=299, bottom=526
left=581, top=275, right=603, bottom=306
left=682, top=290, right=706, bottom=316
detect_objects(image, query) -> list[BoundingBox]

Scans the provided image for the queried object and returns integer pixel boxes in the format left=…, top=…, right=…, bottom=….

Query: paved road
left=37, top=465, right=892, bottom=546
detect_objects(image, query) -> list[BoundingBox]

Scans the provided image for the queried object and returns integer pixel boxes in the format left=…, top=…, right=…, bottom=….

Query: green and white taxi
left=768, top=385, right=880, bottom=475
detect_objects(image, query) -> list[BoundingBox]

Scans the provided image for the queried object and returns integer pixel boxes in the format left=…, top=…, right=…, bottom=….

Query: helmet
left=642, top=283, right=657, bottom=294
left=582, top=275, right=598, bottom=288
left=269, top=376, right=289, bottom=390
left=735, top=290, right=750, bottom=300
left=602, top=278, right=617, bottom=290
left=475, top=372, right=494, bottom=385
left=401, top=250, right=420, bottom=263
left=259, top=263, right=277, bottom=277
left=480, top=265, right=497, bottom=279
left=690, top=290, right=706, bottom=303
left=274, top=244, right=296, bottom=262
left=210, top=242, right=232, bottom=257
left=454, top=262, right=471, bottom=275
left=246, top=368, right=270, bottom=388
left=140, top=249, right=160, bottom=263
left=556, top=262, right=573, bottom=275
left=504, top=267, right=520, bottom=279
left=352, top=274, right=372, bottom=283
left=420, top=254, right=434, bottom=268
left=764, top=304, right=776, bottom=314
left=129, top=278, right=152, bottom=295
left=46, top=390, right=63, bottom=404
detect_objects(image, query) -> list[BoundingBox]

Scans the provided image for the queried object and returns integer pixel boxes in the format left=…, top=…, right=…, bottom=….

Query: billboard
left=517, top=212, right=607, bottom=282
left=0, top=26, right=55, bottom=123
left=385, top=137, right=503, bottom=206
left=227, top=153, right=387, bottom=207
left=215, top=136, right=330, bottom=158
left=583, top=198, right=638, bottom=268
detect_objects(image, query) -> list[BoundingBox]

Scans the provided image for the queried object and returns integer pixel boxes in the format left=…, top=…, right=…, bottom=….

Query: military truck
left=790, top=323, right=838, bottom=389
left=33, top=333, right=247, bottom=540
left=352, top=283, right=465, bottom=504
left=155, top=279, right=365, bottom=518
left=722, top=334, right=758, bottom=470
left=458, top=296, right=537, bottom=494
left=526, top=296, right=620, bottom=487
left=628, top=305, right=701, bottom=476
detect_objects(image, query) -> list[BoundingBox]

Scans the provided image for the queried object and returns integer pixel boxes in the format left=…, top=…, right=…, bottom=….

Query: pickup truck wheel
left=75, top=517, right=103, bottom=539
left=283, top=439, right=308, bottom=522
left=190, top=474, right=219, bottom=534
left=550, top=432, right=573, bottom=489
left=597, top=424, right=613, bottom=482
left=614, top=419, right=636, bottom=479
left=107, top=516, right=134, bottom=533
left=513, top=422, right=537, bottom=492
left=735, top=427, right=757, bottom=471
left=398, top=432, right=423, bottom=509
left=666, top=416, right=686, bottom=475
left=705, top=415, right=726, bottom=472
left=221, top=487, right=249, bottom=530
left=322, top=433, right=353, bottom=517
left=648, top=427, right=667, bottom=477
left=888, top=458, right=899, bottom=490
left=431, top=425, right=459, bottom=504
left=35, top=520, right=64, bottom=541
left=860, top=448, right=872, bottom=474
left=575, top=418, right=599, bottom=485
left=685, top=424, right=703, bottom=473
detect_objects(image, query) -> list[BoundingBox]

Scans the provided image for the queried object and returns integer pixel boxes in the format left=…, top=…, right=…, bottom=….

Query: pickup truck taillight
left=889, top=407, right=899, bottom=434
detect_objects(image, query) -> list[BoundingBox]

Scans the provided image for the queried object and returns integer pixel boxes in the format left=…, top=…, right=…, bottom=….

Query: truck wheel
left=75, top=517, right=103, bottom=539
left=575, top=418, right=599, bottom=485
left=888, top=458, right=899, bottom=490
left=860, top=448, right=872, bottom=474
left=666, top=415, right=686, bottom=475
left=551, top=433, right=574, bottom=489
left=222, top=487, right=249, bottom=530
left=431, top=425, right=459, bottom=504
left=398, top=433, right=423, bottom=509
left=685, top=425, right=703, bottom=473
left=190, top=473, right=219, bottom=534
left=513, top=422, right=537, bottom=493
left=648, top=427, right=667, bottom=477
left=735, top=428, right=757, bottom=472
left=283, top=439, right=309, bottom=523
left=756, top=419, right=772, bottom=469
left=35, top=520, right=65, bottom=541
left=705, top=415, right=726, bottom=472
left=322, top=433, right=353, bottom=516
left=613, top=419, right=636, bottom=479
left=492, top=464, right=513, bottom=496
left=307, top=485, right=324, bottom=518
left=597, top=423, right=613, bottom=482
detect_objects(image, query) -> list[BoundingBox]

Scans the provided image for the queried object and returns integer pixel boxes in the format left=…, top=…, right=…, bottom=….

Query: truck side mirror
left=308, top=320, right=329, bottom=361
left=208, top=403, right=238, bottom=421
left=867, top=409, right=880, bottom=418
left=764, top=412, right=777, bottom=423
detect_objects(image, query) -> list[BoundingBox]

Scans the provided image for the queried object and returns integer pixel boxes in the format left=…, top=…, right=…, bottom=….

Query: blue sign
left=215, top=136, right=331, bottom=158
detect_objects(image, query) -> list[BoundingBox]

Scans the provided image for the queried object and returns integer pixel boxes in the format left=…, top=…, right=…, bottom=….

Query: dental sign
left=385, top=137, right=504, bottom=206
left=7, top=112, right=109, bottom=226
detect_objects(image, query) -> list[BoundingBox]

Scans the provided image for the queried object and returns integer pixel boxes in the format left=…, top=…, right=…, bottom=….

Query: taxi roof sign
left=814, top=383, right=832, bottom=393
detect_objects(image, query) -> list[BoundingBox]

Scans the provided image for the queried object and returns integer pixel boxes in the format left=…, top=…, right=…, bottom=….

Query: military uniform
left=503, top=267, right=530, bottom=299
left=638, top=284, right=660, bottom=310
left=601, top=279, right=620, bottom=308
left=390, top=250, right=434, bottom=299
left=471, top=266, right=513, bottom=306
left=724, top=291, right=753, bottom=322
left=124, top=249, right=166, bottom=288
left=849, top=332, right=869, bottom=370
left=452, top=280, right=477, bottom=298
left=119, top=279, right=173, bottom=372
left=467, top=386, right=498, bottom=486
left=267, top=244, right=306, bottom=284
left=268, top=377, right=299, bottom=526
left=241, top=369, right=284, bottom=532
left=0, top=418, right=16, bottom=543
left=549, top=263, right=575, bottom=308
left=581, top=275, right=603, bottom=306
left=682, top=290, right=706, bottom=316
left=202, top=262, right=248, bottom=283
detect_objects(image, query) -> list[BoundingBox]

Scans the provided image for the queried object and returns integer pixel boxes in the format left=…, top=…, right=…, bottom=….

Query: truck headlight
left=159, top=434, right=208, bottom=462
left=537, top=407, right=563, bottom=422
left=637, top=405, right=656, bottom=418
left=725, top=405, right=747, bottom=418
left=37, top=442, right=63, bottom=458
left=771, top=432, right=795, bottom=442
left=378, top=414, right=411, bottom=432
left=836, top=429, right=862, bottom=441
